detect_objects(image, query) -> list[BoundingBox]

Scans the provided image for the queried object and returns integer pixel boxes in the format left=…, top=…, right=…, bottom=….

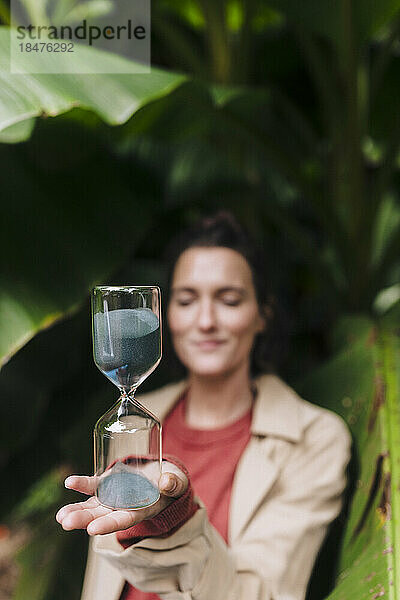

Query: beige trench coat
left=81, top=373, right=351, bottom=600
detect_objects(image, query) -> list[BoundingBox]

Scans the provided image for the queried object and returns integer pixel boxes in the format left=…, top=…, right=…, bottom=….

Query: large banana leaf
left=298, top=304, right=400, bottom=599
left=0, top=26, right=185, bottom=141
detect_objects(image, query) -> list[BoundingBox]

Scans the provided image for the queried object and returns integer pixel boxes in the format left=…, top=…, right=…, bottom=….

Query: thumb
left=159, top=472, right=187, bottom=498
left=64, top=475, right=97, bottom=495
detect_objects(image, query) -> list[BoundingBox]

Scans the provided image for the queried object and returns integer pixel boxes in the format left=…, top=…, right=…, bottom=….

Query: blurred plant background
left=0, top=1, right=400, bottom=599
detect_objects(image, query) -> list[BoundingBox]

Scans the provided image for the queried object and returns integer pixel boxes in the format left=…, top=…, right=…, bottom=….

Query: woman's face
left=168, top=247, right=266, bottom=378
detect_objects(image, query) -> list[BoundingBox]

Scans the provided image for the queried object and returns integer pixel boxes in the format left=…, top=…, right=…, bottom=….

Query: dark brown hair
left=164, top=211, right=288, bottom=375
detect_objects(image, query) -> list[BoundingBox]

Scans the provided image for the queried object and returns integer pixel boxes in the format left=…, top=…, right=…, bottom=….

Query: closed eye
left=221, top=296, right=241, bottom=306
left=218, top=289, right=244, bottom=305
left=172, top=291, right=197, bottom=306
left=176, top=298, right=194, bottom=306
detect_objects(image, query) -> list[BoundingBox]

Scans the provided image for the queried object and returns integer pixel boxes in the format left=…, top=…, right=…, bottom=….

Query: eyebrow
left=171, top=286, right=246, bottom=294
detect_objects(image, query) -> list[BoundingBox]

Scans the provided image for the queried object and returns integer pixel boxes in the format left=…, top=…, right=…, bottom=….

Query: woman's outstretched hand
left=55, top=462, right=188, bottom=536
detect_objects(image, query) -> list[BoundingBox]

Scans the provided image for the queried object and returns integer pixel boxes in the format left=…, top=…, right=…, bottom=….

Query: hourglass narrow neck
left=118, top=387, right=160, bottom=424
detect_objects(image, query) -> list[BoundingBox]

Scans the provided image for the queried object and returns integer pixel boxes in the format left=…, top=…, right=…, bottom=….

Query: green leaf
left=375, top=285, right=400, bottom=317
left=12, top=469, right=65, bottom=522
left=0, top=26, right=186, bottom=140
left=327, top=313, right=374, bottom=354
left=0, top=121, right=164, bottom=368
left=11, top=467, right=86, bottom=600
left=267, top=0, right=400, bottom=49
left=51, top=0, right=113, bottom=25
left=298, top=310, right=400, bottom=599
left=0, top=118, right=35, bottom=142
left=157, top=0, right=206, bottom=30
left=371, top=194, right=400, bottom=270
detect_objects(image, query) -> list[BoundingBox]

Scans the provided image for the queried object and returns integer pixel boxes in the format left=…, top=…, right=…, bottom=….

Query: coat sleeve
left=93, top=412, right=351, bottom=600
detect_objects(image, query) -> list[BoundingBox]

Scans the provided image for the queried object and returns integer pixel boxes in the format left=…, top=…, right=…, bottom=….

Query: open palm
left=55, top=461, right=187, bottom=536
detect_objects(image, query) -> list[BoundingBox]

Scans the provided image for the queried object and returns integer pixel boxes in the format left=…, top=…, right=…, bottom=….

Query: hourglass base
left=97, top=470, right=160, bottom=510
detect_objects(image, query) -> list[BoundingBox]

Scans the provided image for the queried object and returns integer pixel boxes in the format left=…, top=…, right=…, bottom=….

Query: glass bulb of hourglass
left=93, top=307, right=161, bottom=392
left=91, top=286, right=162, bottom=510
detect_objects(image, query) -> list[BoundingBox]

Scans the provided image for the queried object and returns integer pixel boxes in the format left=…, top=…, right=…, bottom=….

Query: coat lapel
left=228, top=436, right=280, bottom=543
left=229, top=374, right=304, bottom=543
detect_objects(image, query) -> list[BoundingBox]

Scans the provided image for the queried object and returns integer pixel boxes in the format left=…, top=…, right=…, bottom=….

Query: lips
left=193, top=339, right=226, bottom=350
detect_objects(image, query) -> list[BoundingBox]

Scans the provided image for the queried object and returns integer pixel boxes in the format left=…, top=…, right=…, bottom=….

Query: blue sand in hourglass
left=97, top=464, right=160, bottom=509
left=93, top=308, right=160, bottom=389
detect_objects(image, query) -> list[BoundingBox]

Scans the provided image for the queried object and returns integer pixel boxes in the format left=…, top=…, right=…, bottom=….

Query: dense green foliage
left=0, top=1, right=399, bottom=598
left=301, top=306, right=400, bottom=599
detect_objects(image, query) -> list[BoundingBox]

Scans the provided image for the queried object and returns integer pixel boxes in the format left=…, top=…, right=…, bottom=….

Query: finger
left=55, top=496, right=101, bottom=524
left=160, top=462, right=188, bottom=497
left=86, top=510, right=139, bottom=536
left=159, top=472, right=187, bottom=498
left=64, top=475, right=97, bottom=495
left=61, top=504, right=112, bottom=531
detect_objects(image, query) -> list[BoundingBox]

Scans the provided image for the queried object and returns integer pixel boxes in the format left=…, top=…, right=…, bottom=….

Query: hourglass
left=91, top=286, right=162, bottom=510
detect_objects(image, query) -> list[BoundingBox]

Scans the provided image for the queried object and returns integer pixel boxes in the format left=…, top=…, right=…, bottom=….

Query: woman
left=56, top=212, right=351, bottom=600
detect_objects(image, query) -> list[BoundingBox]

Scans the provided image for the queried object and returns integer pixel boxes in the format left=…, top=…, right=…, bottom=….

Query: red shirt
left=119, top=394, right=252, bottom=600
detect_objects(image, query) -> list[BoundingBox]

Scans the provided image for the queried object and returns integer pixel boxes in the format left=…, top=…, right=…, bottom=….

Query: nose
left=197, top=298, right=217, bottom=331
